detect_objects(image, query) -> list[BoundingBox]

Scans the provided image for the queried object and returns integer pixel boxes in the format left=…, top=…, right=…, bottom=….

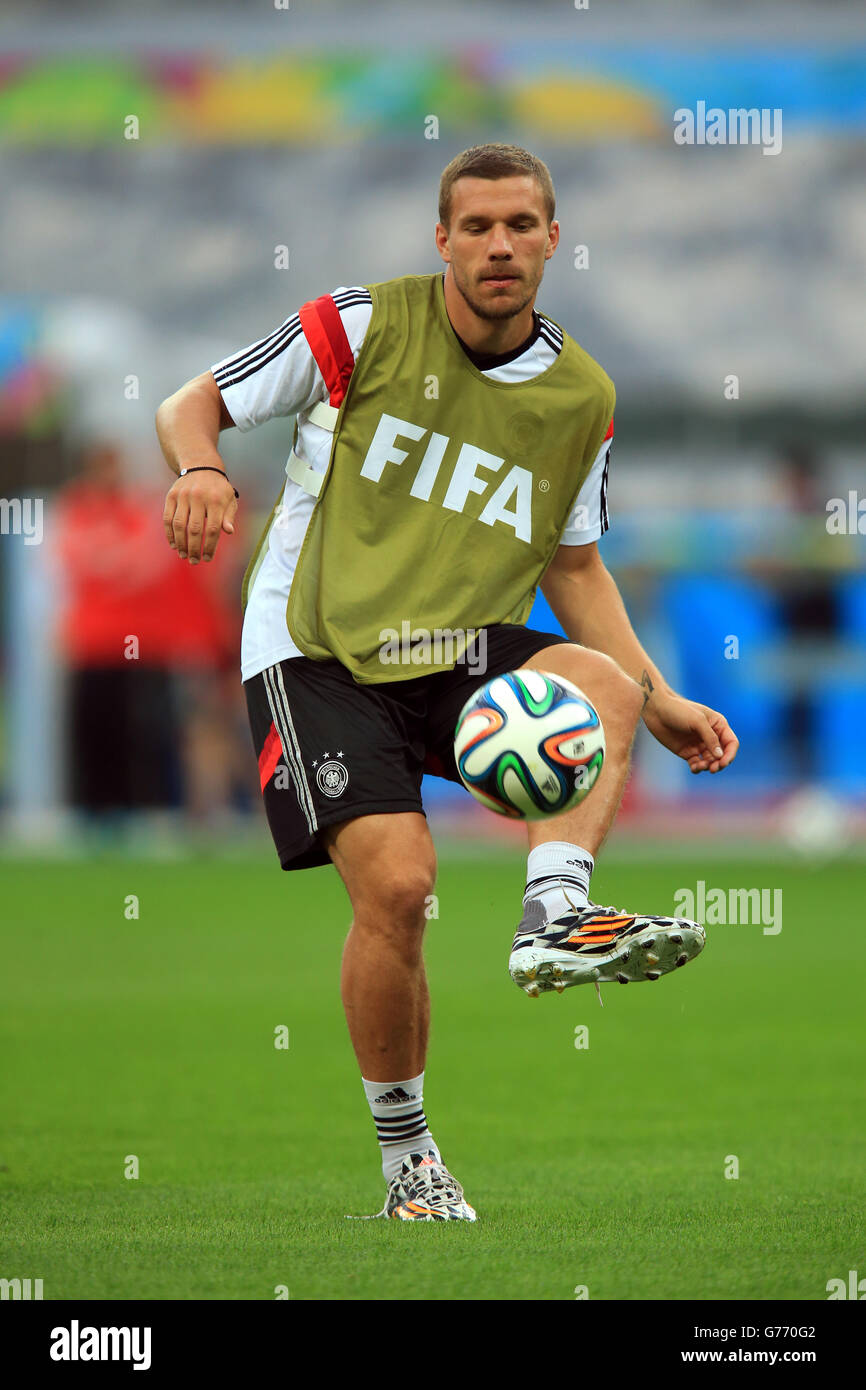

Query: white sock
left=524, top=841, right=595, bottom=924
left=362, top=1073, right=441, bottom=1183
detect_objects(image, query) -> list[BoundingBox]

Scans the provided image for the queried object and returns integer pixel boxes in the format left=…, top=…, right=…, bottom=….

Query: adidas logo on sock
left=373, top=1087, right=417, bottom=1104
left=566, top=858, right=593, bottom=873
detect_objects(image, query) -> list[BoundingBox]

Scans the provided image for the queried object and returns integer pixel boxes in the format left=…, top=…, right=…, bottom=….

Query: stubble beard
left=451, top=261, right=541, bottom=322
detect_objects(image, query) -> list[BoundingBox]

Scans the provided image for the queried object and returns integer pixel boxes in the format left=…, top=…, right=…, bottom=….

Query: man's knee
left=350, top=866, right=436, bottom=965
left=595, top=653, right=645, bottom=730
left=526, top=644, right=644, bottom=733
left=329, top=818, right=437, bottom=938
left=373, top=867, right=436, bottom=927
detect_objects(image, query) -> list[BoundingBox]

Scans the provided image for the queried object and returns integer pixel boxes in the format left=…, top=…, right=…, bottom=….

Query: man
left=156, top=144, right=738, bottom=1223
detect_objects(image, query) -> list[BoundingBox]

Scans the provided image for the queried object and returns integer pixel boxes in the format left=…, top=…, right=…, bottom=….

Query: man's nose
left=487, top=228, right=513, bottom=257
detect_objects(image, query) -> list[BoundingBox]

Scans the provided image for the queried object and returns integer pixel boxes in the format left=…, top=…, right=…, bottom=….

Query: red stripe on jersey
left=298, top=294, right=355, bottom=407
left=603, top=416, right=614, bottom=442
left=258, top=720, right=284, bottom=792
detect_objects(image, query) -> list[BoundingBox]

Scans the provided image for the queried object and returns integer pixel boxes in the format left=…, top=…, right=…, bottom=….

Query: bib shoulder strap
left=306, top=400, right=339, bottom=431
left=286, top=451, right=323, bottom=497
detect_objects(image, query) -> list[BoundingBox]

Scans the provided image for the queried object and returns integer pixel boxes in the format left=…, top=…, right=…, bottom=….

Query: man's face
left=436, top=175, right=559, bottom=321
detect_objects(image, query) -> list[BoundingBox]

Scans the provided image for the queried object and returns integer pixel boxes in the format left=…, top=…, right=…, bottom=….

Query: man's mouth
left=482, top=274, right=519, bottom=286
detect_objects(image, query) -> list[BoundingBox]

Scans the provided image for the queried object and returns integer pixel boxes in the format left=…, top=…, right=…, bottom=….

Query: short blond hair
left=439, top=143, right=556, bottom=229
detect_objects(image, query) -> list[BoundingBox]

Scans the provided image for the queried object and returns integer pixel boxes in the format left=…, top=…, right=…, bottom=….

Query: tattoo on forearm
left=640, top=669, right=654, bottom=711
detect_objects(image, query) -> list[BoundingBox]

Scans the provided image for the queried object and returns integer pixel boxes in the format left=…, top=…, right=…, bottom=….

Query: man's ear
left=434, top=222, right=451, bottom=262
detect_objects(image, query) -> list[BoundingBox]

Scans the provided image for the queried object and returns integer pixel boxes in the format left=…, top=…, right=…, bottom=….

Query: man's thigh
left=322, top=811, right=436, bottom=913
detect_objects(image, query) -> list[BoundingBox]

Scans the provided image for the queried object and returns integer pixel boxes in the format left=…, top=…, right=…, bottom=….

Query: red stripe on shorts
left=258, top=720, right=284, bottom=792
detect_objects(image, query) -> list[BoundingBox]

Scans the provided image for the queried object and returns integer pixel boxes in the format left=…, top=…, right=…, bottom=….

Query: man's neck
left=441, top=267, right=536, bottom=356
left=453, top=312, right=541, bottom=371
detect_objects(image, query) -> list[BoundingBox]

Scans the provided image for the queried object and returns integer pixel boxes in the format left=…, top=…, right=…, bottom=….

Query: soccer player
left=156, top=144, right=738, bottom=1222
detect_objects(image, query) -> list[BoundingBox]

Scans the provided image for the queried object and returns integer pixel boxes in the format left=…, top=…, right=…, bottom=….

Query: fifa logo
left=360, top=412, right=534, bottom=543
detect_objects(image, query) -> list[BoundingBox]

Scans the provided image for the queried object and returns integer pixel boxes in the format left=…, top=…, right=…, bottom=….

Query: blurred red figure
left=54, top=441, right=245, bottom=821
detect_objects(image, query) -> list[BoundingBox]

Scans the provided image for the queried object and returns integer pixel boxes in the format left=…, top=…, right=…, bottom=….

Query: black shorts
left=244, top=623, right=572, bottom=870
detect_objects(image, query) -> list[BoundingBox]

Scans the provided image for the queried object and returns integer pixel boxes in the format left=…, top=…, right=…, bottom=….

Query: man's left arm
left=540, top=542, right=739, bottom=775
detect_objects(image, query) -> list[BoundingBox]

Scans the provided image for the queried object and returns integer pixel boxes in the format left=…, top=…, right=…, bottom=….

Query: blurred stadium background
left=3, top=0, right=866, bottom=1307
left=1, top=0, right=865, bottom=860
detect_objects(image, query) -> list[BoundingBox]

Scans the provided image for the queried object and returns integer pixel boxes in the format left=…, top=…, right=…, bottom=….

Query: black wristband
left=179, top=466, right=239, bottom=499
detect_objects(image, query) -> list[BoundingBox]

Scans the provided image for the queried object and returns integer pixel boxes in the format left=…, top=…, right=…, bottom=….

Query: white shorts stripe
left=263, top=666, right=317, bottom=835
left=272, top=663, right=318, bottom=832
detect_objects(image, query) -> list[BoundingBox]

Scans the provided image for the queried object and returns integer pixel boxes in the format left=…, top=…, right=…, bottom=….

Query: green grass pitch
left=1, top=852, right=863, bottom=1301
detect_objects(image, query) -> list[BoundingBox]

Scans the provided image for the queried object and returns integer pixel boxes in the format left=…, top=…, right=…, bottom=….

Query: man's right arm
left=157, top=370, right=239, bottom=565
left=158, top=288, right=372, bottom=566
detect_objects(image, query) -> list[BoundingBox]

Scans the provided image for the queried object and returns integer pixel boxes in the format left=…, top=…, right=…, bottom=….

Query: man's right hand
left=163, top=465, right=238, bottom=565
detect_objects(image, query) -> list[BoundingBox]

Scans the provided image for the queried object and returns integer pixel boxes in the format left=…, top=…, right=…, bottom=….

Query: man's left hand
left=642, top=690, right=739, bottom=774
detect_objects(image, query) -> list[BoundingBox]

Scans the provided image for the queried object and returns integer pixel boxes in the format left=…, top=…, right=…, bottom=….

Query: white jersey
left=211, top=285, right=613, bottom=682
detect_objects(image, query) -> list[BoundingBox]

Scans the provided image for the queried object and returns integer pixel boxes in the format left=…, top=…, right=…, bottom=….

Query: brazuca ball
left=454, top=668, right=605, bottom=820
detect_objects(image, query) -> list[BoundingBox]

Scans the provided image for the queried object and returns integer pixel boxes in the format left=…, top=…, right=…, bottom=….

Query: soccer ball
left=454, top=668, right=605, bottom=820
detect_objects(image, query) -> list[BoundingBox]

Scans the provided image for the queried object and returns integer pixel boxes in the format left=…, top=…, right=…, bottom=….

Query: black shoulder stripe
left=537, top=325, right=563, bottom=355
left=214, top=290, right=371, bottom=387
left=213, top=312, right=301, bottom=384
left=538, top=315, right=563, bottom=340
left=332, top=287, right=372, bottom=306
left=600, top=447, right=611, bottom=532
left=214, top=318, right=306, bottom=389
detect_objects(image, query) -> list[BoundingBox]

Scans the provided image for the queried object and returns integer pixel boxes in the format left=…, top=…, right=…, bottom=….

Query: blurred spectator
left=775, top=440, right=825, bottom=517
left=52, top=441, right=249, bottom=823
